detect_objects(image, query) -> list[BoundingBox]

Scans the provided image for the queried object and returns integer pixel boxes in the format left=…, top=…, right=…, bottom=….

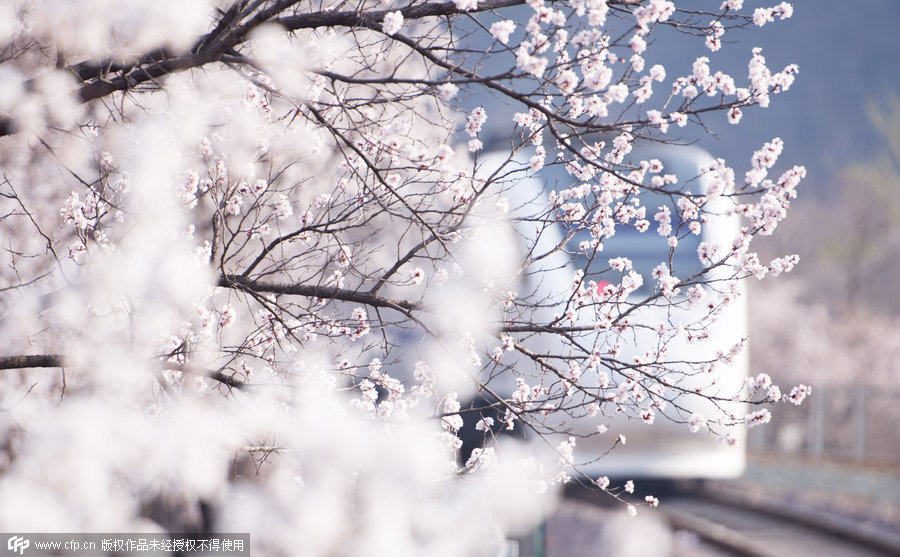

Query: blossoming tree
left=0, top=0, right=809, bottom=554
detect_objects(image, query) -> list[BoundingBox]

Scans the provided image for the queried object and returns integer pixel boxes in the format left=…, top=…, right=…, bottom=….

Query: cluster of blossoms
left=489, top=20, right=516, bottom=44
left=688, top=413, right=708, bottom=433
left=785, top=384, right=812, bottom=406
left=745, top=372, right=812, bottom=407
left=60, top=191, right=101, bottom=230
left=441, top=392, right=464, bottom=433
left=553, top=436, right=577, bottom=483
left=748, top=48, right=799, bottom=107
left=651, top=263, right=680, bottom=298
left=59, top=168, right=123, bottom=262
left=242, top=80, right=272, bottom=119
left=349, top=358, right=410, bottom=418
left=706, top=19, right=725, bottom=52
left=744, top=408, right=772, bottom=428
left=739, top=138, right=806, bottom=236
left=505, top=378, right=552, bottom=429
left=435, top=82, right=459, bottom=101
left=491, top=333, right=517, bottom=363
left=186, top=140, right=312, bottom=239
left=381, top=11, right=403, bottom=36
left=465, top=106, right=487, bottom=137
left=464, top=446, right=497, bottom=471
left=753, top=2, right=794, bottom=26
left=348, top=307, right=371, bottom=340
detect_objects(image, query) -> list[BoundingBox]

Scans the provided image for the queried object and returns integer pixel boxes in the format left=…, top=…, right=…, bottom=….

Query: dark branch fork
left=0, top=0, right=530, bottom=137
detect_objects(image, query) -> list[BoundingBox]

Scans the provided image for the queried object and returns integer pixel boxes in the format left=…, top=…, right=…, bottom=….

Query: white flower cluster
left=381, top=11, right=403, bottom=35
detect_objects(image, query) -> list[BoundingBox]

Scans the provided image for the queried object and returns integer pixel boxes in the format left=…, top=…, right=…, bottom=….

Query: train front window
left=568, top=193, right=705, bottom=296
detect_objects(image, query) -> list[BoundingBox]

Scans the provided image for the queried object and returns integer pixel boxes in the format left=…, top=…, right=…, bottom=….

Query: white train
left=472, top=145, right=750, bottom=481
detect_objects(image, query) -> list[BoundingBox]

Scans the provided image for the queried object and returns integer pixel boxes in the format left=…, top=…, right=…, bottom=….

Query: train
left=470, top=145, right=750, bottom=481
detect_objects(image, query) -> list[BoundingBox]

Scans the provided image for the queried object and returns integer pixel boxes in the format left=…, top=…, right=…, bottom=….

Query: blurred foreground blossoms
left=0, top=1, right=808, bottom=554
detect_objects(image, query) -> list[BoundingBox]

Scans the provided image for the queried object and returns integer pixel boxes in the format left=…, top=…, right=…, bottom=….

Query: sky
left=672, top=0, right=900, bottom=193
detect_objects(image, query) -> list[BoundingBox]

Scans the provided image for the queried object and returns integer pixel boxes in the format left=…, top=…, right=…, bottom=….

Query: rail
left=529, top=481, right=900, bottom=557
left=661, top=482, right=900, bottom=557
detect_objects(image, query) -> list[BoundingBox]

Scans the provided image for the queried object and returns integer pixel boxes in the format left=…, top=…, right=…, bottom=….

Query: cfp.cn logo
left=6, top=536, right=29, bottom=556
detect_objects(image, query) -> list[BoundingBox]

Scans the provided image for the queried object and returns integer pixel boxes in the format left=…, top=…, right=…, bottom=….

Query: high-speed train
left=471, top=145, right=750, bottom=481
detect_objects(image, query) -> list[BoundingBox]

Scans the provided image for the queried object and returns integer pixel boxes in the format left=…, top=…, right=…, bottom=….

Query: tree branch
left=0, top=354, right=65, bottom=369
left=273, top=0, right=527, bottom=30
left=219, top=274, right=424, bottom=312
left=0, top=354, right=246, bottom=390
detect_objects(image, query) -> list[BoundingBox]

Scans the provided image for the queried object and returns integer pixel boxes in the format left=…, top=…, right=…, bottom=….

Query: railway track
left=661, top=484, right=900, bottom=557
left=543, top=482, right=900, bottom=557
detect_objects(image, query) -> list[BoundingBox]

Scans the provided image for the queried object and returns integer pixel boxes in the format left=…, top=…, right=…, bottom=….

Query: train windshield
left=568, top=195, right=705, bottom=295
left=538, top=149, right=712, bottom=296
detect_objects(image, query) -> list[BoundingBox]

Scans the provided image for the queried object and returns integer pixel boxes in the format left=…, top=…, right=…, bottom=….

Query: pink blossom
left=588, top=5, right=609, bottom=27
left=630, top=54, right=645, bottom=73
left=630, top=34, right=647, bottom=54
left=274, top=194, right=293, bottom=220
left=465, top=447, right=496, bottom=471
left=441, top=393, right=463, bottom=432
left=584, top=95, right=608, bottom=117
left=381, top=11, right=403, bottom=35
left=688, top=413, right=707, bottom=433
left=609, top=257, right=632, bottom=272
left=409, top=267, right=425, bottom=285
left=490, top=20, right=515, bottom=44
left=556, top=69, right=579, bottom=95
left=786, top=384, right=811, bottom=405
left=556, top=436, right=576, bottom=466
left=654, top=205, right=672, bottom=236
left=604, top=83, right=628, bottom=104
left=753, top=8, right=773, bottom=26
left=435, top=83, right=458, bottom=101
left=475, top=417, right=494, bottom=432
left=648, top=64, right=666, bottom=82
left=337, top=245, right=352, bottom=267
left=652, top=263, right=679, bottom=298
left=633, top=0, right=675, bottom=34
left=745, top=409, right=772, bottom=428
left=647, top=109, right=669, bottom=133
left=218, top=305, right=236, bottom=328
left=754, top=3, right=793, bottom=26
left=768, top=254, right=799, bottom=275
left=225, top=195, right=242, bottom=216
left=465, top=106, right=487, bottom=137
left=60, top=191, right=91, bottom=229
left=529, top=150, right=545, bottom=172
left=516, top=46, right=549, bottom=78
left=453, top=0, right=478, bottom=11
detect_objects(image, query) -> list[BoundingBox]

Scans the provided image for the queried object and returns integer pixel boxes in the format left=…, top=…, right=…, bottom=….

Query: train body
left=483, top=145, right=749, bottom=481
